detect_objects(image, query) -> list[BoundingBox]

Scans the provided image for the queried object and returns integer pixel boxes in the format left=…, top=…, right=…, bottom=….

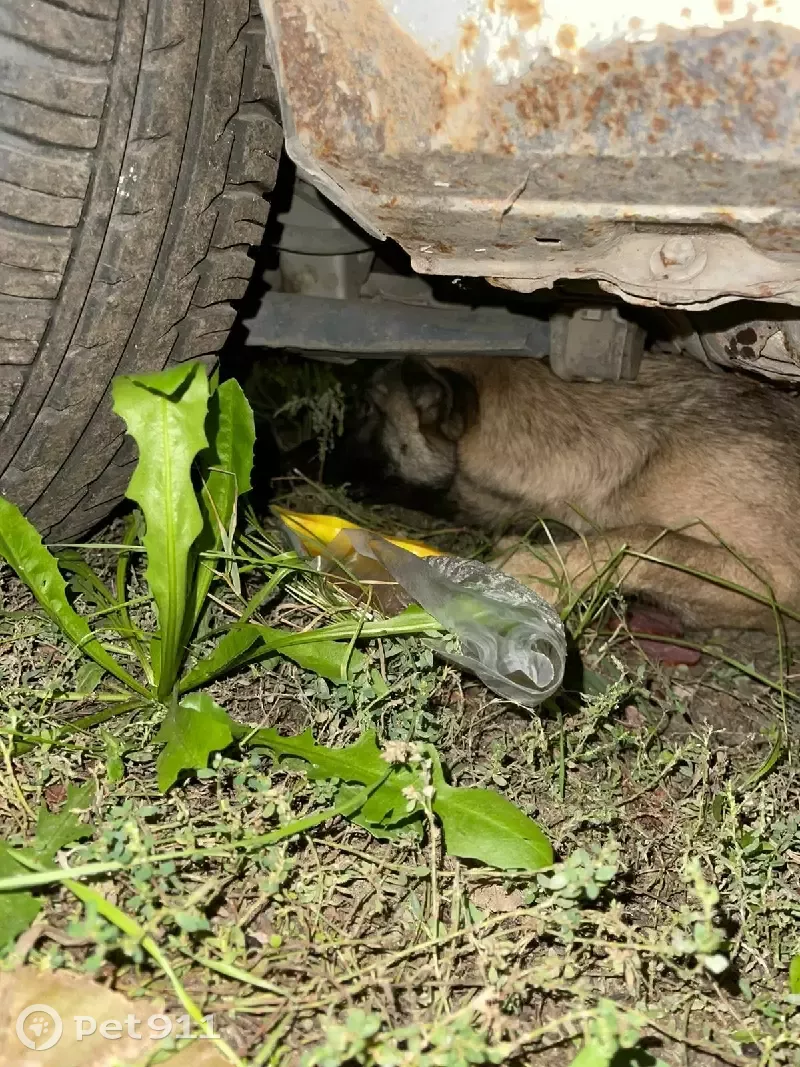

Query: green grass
left=1, top=486, right=798, bottom=1066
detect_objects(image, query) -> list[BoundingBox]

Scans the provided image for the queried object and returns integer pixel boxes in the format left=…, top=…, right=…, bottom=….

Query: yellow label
left=273, top=507, right=442, bottom=559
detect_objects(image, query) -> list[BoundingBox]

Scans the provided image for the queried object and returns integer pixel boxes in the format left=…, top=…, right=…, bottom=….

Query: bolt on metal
left=649, top=236, right=708, bottom=281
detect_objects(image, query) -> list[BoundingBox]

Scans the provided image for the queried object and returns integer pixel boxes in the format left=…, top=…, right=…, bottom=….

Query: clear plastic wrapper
left=369, top=538, right=565, bottom=709
left=275, top=509, right=566, bottom=709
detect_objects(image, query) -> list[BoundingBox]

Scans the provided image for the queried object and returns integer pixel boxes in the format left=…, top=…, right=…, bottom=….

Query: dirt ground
left=1, top=472, right=798, bottom=1067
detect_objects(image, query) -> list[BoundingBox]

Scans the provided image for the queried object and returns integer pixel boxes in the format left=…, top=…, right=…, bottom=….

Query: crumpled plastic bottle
left=274, top=509, right=566, bottom=709
left=368, top=537, right=566, bottom=709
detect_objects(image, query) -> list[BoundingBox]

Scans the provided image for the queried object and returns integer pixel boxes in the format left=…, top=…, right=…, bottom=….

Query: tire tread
left=0, top=0, right=280, bottom=536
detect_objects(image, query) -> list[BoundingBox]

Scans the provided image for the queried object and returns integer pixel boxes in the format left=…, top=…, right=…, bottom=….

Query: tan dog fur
left=362, top=356, right=800, bottom=630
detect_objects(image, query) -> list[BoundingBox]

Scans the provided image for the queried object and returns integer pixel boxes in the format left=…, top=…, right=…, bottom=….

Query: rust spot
left=767, top=53, right=790, bottom=78
left=715, top=0, right=733, bottom=13
left=584, top=85, right=604, bottom=124
left=275, top=0, right=441, bottom=162
left=499, top=0, right=542, bottom=32
left=273, top=0, right=800, bottom=261
left=498, top=37, right=521, bottom=61
left=556, top=24, right=577, bottom=51
left=318, top=136, right=344, bottom=165
left=459, top=18, right=479, bottom=52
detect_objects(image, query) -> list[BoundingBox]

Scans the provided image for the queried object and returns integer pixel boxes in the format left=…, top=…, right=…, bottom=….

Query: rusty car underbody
left=250, top=0, right=800, bottom=383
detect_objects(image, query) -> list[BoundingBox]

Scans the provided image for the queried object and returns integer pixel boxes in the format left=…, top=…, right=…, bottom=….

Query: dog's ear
left=400, top=359, right=477, bottom=441
left=400, top=359, right=449, bottom=427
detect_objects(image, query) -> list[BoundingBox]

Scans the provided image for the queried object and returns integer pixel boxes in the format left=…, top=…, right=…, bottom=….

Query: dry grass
left=0, top=491, right=798, bottom=1067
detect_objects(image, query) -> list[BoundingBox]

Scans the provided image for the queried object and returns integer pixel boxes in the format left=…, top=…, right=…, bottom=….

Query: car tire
left=0, top=0, right=281, bottom=539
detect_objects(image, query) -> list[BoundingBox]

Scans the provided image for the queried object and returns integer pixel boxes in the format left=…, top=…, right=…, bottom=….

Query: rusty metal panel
left=261, top=0, right=800, bottom=309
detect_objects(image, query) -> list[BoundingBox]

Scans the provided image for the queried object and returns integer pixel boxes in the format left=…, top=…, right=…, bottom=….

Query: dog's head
left=353, top=359, right=478, bottom=489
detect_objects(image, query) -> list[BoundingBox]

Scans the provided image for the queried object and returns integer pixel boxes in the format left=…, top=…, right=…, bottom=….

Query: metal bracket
left=243, top=293, right=551, bottom=359
left=549, top=306, right=645, bottom=382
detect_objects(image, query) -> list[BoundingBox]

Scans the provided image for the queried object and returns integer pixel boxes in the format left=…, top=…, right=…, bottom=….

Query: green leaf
left=244, top=726, right=413, bottom=835
left=0, top=783, right=95, bottom=949
left=567, top=1041, right=617, bottom=1067
left=73, top=661, right=105, bottom=695
left=355, top=773, right=417, bottom=829
left=433, top=784, right=552, bottom=871
left=240, top=726, right=550, bottom=866
left=740, top=728, right=784, bottom=790
left=113, top=514, right=153, bottom=683
left=175, top=911, right=211, bottom=934
left=258, top=624, right=365, bottom=682
left=580, top=668, right=613, bottom=697
left=790, top=954, right=800, bottom=995
left=113, top=363, right=210, bottom=698
left=180, top=625, right=264, bottom=693
left=310, top=751, right=415, bottom=832
left=245, top=727, right=386, bottom=784
left=565, top=1000, right=641, bottom=1067
left=180, top=571, right=291, bottom=693
left=260, top=627, right=364, bottom=683
left=0, top=497, right=149, bottom=698
left=181, top=621, right=364, bottom=691
left=255, top=607, right=442, bottom=647
left=0, top=845, right=40, bottom=947
left=346, top=795, right=423, bottom=840
left=155, top=692, right=234, bottom=792
left=185, top=606, right=441, bottom=691
left=102, top=731, right=125, bottom=784
left=244, top=727, right=412, bottom=826
left=188, top=379, right=255, bottom=633
left=34, top=782, right=94, bottom=861
left=430, top=753, right=551, bottom=871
